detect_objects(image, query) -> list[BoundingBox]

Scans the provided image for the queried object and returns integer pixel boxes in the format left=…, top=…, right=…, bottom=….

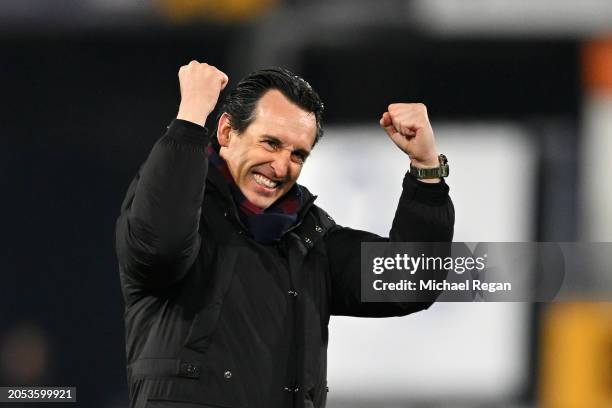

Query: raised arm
left=327, top=103, right=454, bottom=317
left=115, top=61, right=228, bottom=290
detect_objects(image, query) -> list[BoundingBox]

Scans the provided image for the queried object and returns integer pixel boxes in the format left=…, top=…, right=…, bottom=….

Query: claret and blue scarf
left=207, top=146, right=304, bottom=244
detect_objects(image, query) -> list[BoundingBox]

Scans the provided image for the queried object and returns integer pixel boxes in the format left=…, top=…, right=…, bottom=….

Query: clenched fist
left=380, top=103, right=439, bottom=169
left=176, top=60, right=229, bottom=127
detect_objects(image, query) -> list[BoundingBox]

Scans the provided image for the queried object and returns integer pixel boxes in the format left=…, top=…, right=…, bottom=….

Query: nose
left=270, top=150, right=291, bottom=180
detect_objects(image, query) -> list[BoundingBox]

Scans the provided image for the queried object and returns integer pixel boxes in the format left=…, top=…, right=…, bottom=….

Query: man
left=116, top=61, right=454, bottom=408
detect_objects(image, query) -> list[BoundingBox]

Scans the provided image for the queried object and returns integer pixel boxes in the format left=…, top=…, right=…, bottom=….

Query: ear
left=217, top=112, right=233, bottom=147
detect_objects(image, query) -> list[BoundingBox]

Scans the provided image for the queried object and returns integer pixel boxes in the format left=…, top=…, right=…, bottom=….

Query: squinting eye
left=264, top=140, right=279, bottom=150
left=291, top=153, right=306, bottom=164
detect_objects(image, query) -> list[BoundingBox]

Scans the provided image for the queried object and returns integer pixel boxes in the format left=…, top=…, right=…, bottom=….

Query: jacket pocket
left=130, top=358, right=246, bottom=408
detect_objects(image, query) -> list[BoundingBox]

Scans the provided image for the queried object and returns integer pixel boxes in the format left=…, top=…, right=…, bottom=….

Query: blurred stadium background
left=2, top=0, right=611, bottom=407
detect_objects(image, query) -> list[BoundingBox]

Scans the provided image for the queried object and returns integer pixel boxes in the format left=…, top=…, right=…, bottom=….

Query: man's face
left=218, top=90, right=317, bottom=210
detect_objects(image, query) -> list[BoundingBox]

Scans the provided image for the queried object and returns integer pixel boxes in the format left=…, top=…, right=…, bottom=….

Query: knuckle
left=409, top=102, right=426, bottom=112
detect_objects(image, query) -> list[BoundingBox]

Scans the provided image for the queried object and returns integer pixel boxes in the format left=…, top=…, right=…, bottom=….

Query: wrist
left=177, top=104, right=210, bottom=127
left=410, top=154, right=439, bottom=168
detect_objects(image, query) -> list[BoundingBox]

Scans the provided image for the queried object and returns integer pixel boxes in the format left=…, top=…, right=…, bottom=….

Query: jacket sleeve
left=326, top=172, right=455, bottom=317
left=115, top=119, right=210, bottom=290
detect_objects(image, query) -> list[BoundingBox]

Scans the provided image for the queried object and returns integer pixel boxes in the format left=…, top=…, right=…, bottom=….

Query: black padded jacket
left=115, top=119, right=455, bottom=408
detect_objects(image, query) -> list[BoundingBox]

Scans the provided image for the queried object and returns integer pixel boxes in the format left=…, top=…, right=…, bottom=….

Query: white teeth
left=254, top=173, right=278, bottom=188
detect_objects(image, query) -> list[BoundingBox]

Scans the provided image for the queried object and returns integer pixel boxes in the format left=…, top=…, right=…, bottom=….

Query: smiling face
left=217, top=89, right=317, bottom=210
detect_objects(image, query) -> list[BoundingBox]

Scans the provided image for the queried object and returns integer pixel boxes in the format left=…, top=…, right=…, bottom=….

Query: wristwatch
left=410, top=154, right=449, bottom=179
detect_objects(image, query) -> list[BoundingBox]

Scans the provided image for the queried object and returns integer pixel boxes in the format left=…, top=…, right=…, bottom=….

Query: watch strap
left=410, top=154, right=449, bottom=179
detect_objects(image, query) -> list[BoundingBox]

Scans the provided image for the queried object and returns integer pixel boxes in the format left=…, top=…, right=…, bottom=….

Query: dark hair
left=215, top=67, right=324, bottom=148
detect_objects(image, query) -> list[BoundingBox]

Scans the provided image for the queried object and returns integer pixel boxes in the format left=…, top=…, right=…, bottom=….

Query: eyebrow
left=262, top=135, right=311, bottom=158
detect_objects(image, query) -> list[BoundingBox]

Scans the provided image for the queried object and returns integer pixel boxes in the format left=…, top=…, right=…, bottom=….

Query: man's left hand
left=380, top=103, right=439, bottom=169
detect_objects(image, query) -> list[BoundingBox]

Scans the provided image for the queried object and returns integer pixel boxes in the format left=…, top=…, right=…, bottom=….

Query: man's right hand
left=177, top=60, right=229, bottom=127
